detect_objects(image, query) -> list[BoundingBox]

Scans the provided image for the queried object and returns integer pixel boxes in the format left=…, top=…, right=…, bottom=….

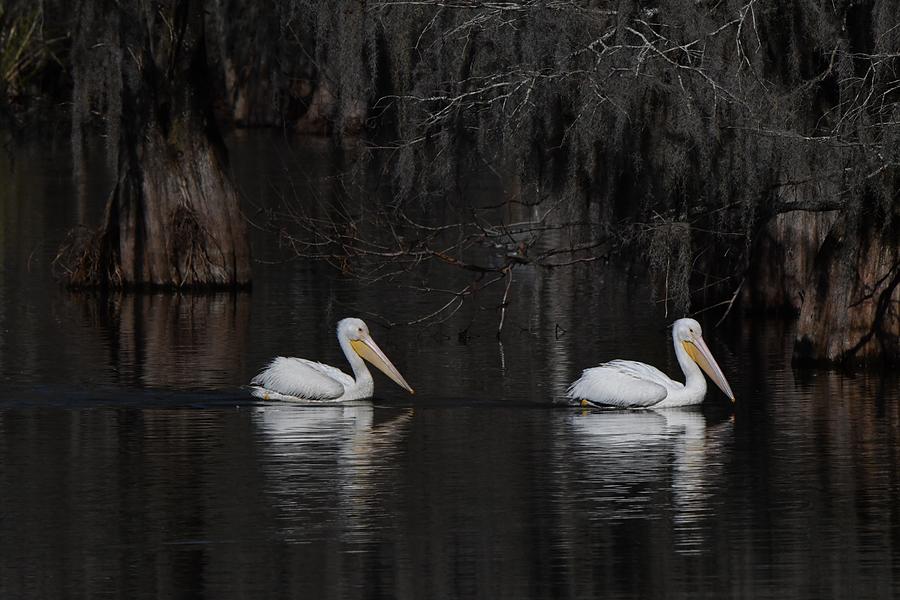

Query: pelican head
left=338, top=318, right=414, bottom=394
left=673, top=318, right=735, bottom=402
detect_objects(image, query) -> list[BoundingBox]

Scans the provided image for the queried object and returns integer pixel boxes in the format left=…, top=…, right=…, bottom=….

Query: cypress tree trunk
left=67, top=0, right=250, bottom=288
left=741, top=211, right=839, bottom=314
left=793, top=217, right=900, bottom=365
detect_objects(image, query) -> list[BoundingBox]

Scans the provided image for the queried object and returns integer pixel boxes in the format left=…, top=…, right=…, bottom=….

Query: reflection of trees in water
left=389, top=408, right=575, bottom=599
left=77, top=291, right=251, bottom=388
left=728, top=332, right=900, bottom=597
left=0, top=405, right=273, bottom=598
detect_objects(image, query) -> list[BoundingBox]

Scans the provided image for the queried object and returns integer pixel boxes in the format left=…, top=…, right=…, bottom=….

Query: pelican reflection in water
left=567, top=318, right=734, bottom=408
left=568, top=407, right=732, bottom=554
left=250, top=318, right=414, bottom=402
left=254, top=402, right=414, bottom=543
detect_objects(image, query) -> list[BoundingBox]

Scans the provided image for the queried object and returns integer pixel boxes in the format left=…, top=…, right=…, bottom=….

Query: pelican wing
left=250, top=356, right=352, bottom=401
left=567, top=360, right=678, bottom=408
left=604, top=360, right=683, bottom=392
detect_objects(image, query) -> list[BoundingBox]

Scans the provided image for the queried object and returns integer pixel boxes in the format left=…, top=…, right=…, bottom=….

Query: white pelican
left=250, top=318, right=414, bottom=401
left=566, top=318, right=735, bottom=408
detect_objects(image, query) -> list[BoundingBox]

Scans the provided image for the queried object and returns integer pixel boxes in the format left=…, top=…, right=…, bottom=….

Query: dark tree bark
left=741, top=211, right=839, bottom=315
left=793, top=217, right=900, bottom=365
left=66, top=0, right=250, bottom=288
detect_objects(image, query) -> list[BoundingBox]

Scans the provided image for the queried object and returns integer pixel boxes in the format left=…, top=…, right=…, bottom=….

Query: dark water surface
left=1, top=134, right=899, bottom=599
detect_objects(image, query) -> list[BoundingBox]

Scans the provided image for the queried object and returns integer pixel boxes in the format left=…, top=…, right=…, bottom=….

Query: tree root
left=52, top=224, right=122, bottom=288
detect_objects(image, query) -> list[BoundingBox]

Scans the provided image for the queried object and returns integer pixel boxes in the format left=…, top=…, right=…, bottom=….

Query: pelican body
left=567, top=318, right=734, bottom=409
left=250, top=318, right=414, bottom=402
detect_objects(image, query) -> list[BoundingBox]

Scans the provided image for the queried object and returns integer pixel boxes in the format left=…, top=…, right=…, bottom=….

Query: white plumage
left=567, top=318, right=734, bottom=409
left=568, top=360, right=678, bottom=408
left=250, top=318, right=414, bottom=402
left=251, top=357, right=353, bottom=401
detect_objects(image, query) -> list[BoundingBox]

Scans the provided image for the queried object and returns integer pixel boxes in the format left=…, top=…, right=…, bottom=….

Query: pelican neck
left=673, top=334, right=705, bottom=389
left=338, top=331, right=369, bottom=382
